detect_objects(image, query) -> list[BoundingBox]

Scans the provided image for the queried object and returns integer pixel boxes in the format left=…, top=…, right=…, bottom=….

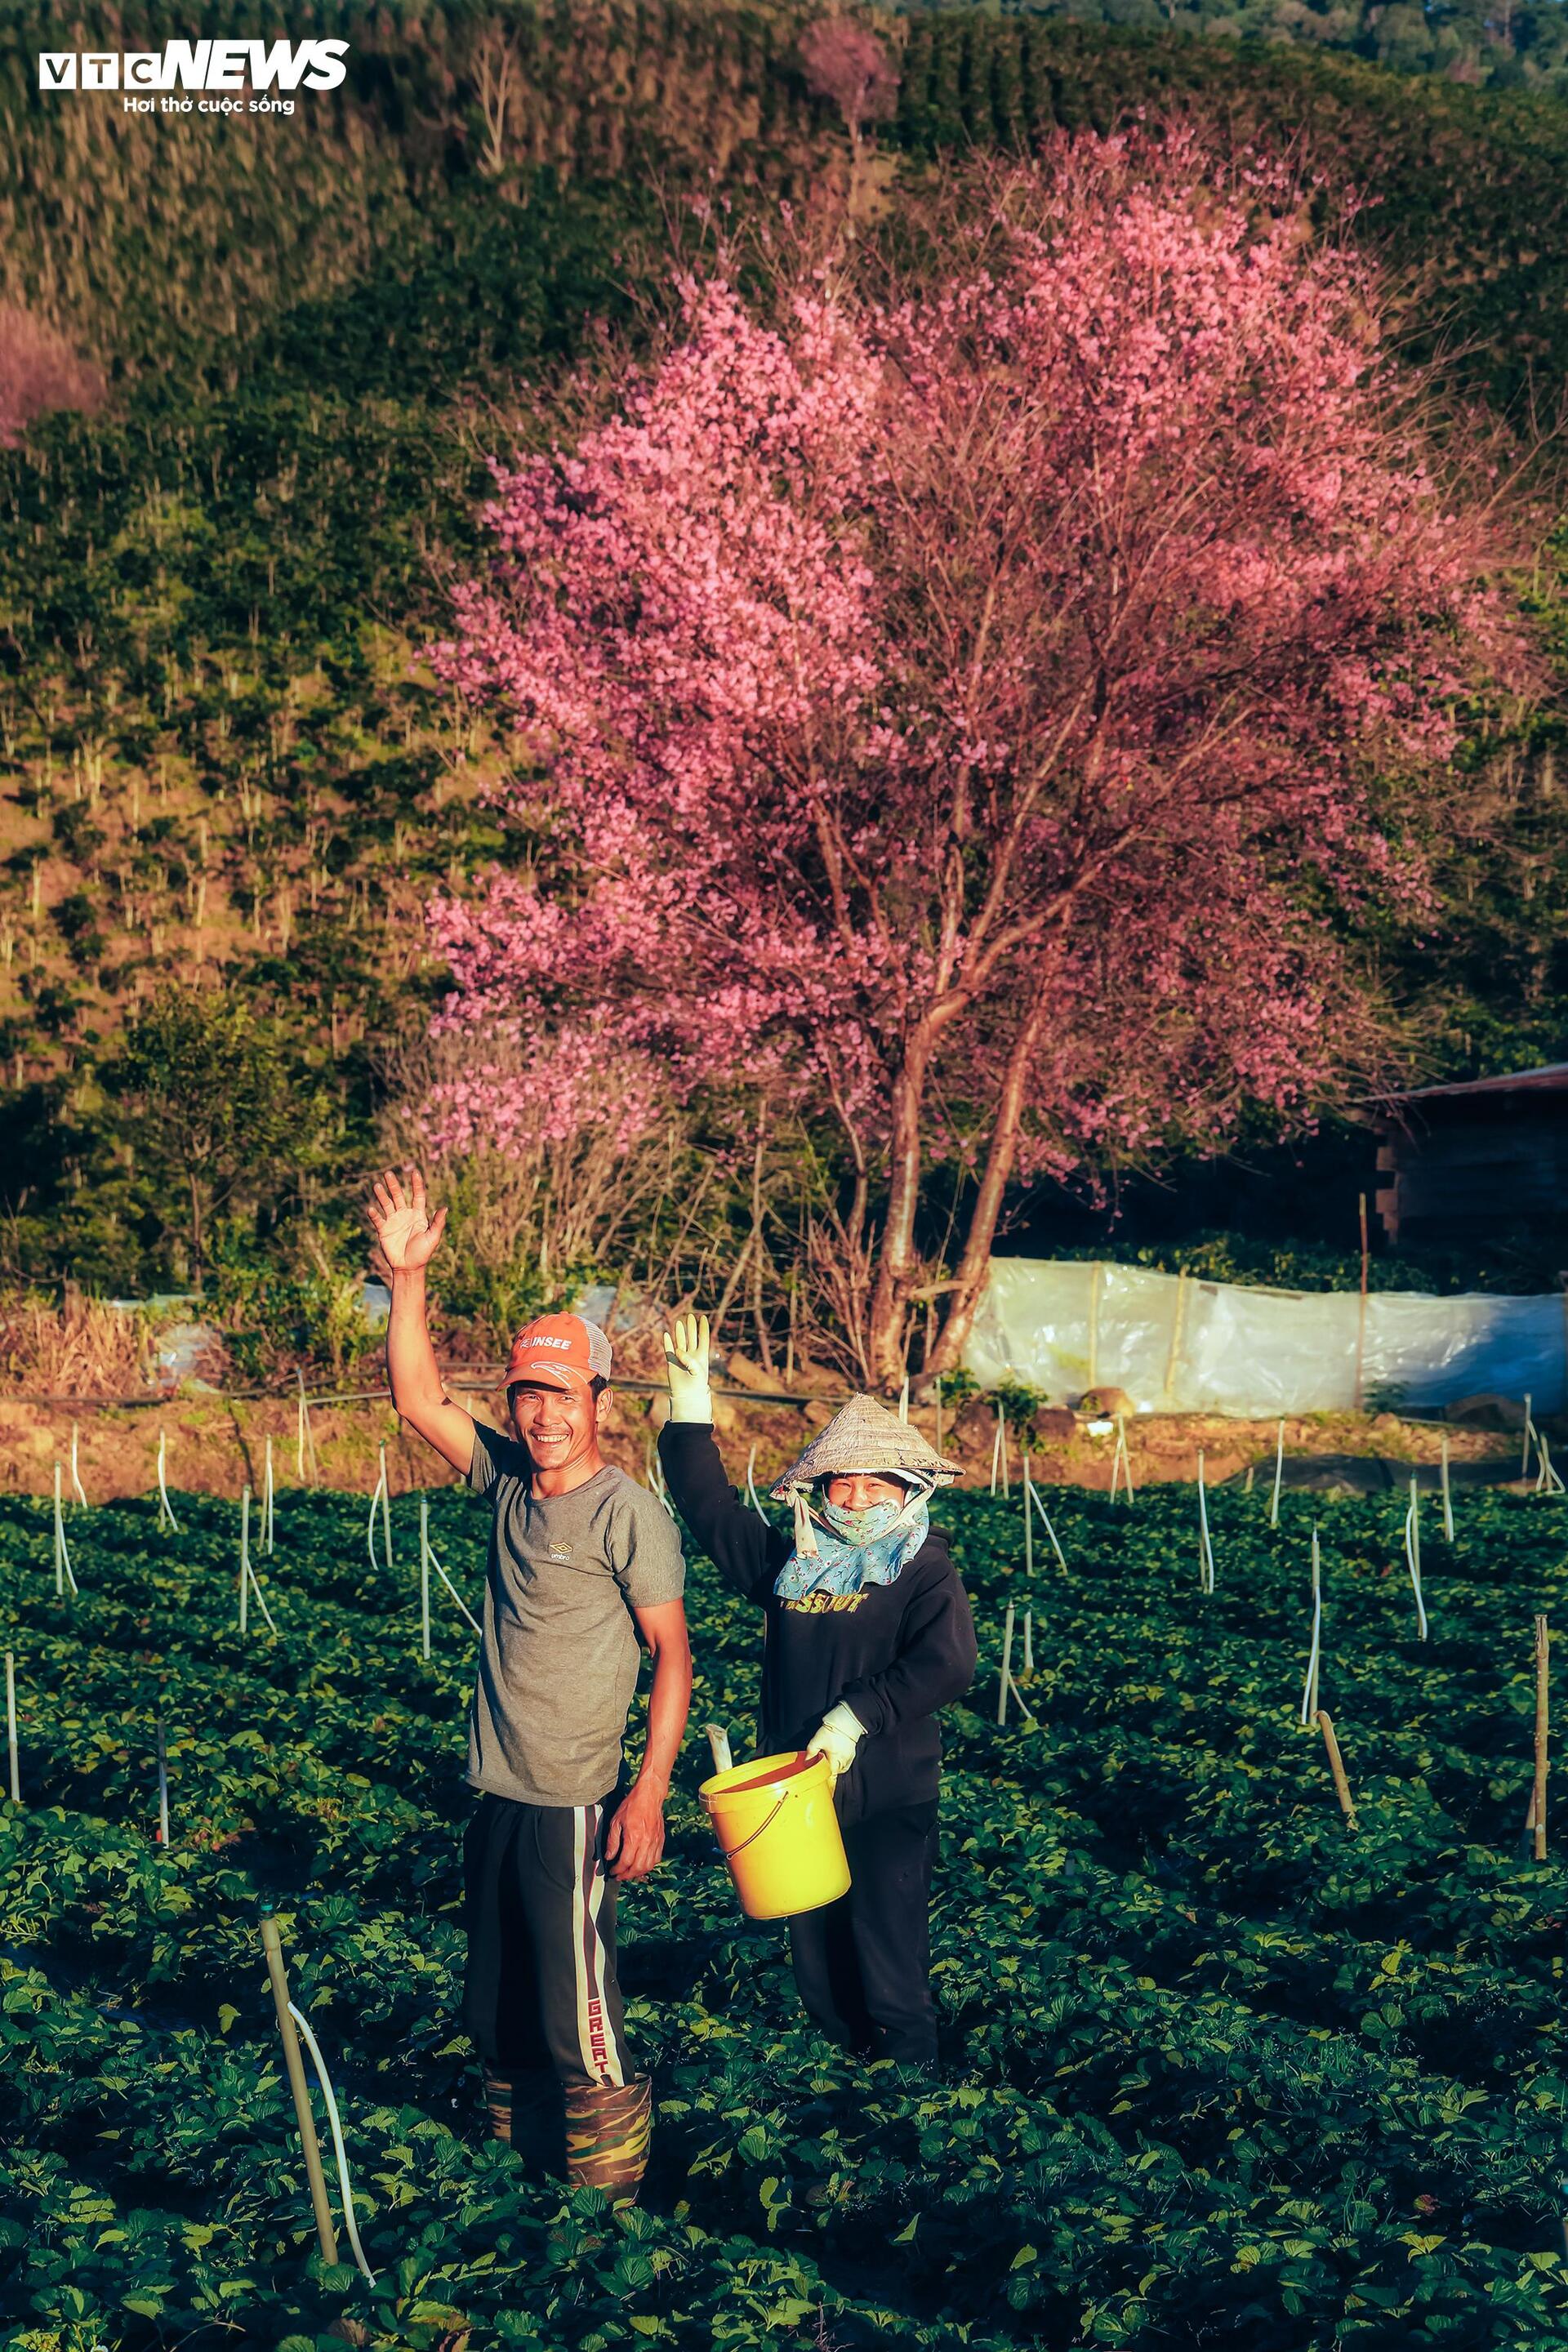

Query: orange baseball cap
left=505, top=1312, right=613, bottom=1393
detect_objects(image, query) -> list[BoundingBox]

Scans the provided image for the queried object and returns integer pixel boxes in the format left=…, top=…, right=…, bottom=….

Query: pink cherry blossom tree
left=0, top=306, right=105, bottom=446
left=425, top=131, right=1530, bottom=1388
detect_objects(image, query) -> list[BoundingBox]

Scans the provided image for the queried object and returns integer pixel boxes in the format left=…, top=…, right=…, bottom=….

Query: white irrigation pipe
left=1269, top=1419, right=1284, bottom=1529
left=426, top=1539, right=482, bottom=1638
left=1197, top=1448, right=1216, bottom=1596
left=5, top=1650, right=18, bottom=1803
left=1403, top=1477, right=1428, bottom=1642
left=1299, top=1524, right=1322, bottom=1727
left=745, top=1443, right=768, bottom=1520
left=1027, top=1476, right=1068, bottom=1570
left=52, top=1465, right=79, bottom=1597
left=69, top=1423, right=87, bottom=1508
left=380, top=1446, right=394, bottom=1571
left=286, top=2002, right=378, bottom=2286
left=239, top=1488, right=278, bottom=1637
left=156, top=1428, right=180, bottom=1534
left=366, top=1461, right=387, bottom=1573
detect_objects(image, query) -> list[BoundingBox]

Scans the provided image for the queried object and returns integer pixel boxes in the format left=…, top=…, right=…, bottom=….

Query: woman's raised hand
left=662, top=1312, right=713, bottom=1424
left=368, top=1167, right=448, bottom=1272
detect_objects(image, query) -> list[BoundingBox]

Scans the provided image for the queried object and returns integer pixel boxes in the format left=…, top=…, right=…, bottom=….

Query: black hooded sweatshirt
left=657, top=1421, right=978, bottom=1828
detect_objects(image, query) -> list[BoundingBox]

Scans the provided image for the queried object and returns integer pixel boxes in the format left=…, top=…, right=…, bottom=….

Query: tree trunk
left=188, top=1167, right=205, bottom=1296
left=865, top=1023, right=938, bottom=1390
left=924, top=983, right=1055, bottom=1381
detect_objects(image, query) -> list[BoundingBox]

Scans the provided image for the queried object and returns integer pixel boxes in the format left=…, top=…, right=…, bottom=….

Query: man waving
left=368, top=1168, right=690, bottom=2203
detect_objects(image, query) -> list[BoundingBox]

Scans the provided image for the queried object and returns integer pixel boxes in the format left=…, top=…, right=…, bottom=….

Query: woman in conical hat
left=660, top=1314, right=977, bottom=2073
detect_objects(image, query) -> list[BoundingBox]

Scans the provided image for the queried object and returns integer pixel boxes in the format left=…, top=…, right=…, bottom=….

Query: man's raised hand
left=368, top=1168, right=448, bottom=1273
left=662, top=1312, right=713, bottom=1425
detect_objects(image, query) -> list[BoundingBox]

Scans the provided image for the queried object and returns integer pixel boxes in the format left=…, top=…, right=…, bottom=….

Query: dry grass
left=0, top=1295, right=156, bottom=1397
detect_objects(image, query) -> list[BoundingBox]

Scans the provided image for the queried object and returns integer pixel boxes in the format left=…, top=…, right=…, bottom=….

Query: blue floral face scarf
left=773, top=1478, right=933, bottom=1601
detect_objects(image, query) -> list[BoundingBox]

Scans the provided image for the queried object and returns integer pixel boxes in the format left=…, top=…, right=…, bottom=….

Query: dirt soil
left=0, top=1387, right=1528, bottom=1504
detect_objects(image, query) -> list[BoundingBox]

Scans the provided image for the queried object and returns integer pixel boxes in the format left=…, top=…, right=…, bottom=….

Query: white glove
left=806, top=1700, right=865, bottom=1782
left=662, top=1312, right=713, bottom=1423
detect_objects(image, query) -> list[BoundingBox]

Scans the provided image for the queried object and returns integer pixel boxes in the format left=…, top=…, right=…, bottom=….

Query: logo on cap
left=505, top=1312, right=612, bottom=1391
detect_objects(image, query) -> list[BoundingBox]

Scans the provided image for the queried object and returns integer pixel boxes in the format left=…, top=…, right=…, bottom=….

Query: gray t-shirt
left=465, top=1423, right=686, bottom=1806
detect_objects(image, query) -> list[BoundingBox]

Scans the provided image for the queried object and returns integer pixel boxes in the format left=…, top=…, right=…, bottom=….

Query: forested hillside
left=2, top=2, right=1566, bottom=1370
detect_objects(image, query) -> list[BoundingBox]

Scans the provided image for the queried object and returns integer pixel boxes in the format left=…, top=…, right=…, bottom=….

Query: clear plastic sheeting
left=964, top=1258, right=1568, bottom=1418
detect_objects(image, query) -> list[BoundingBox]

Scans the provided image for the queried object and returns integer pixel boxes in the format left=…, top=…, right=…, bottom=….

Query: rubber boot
left=563, top=2075, right=653, bottom=2203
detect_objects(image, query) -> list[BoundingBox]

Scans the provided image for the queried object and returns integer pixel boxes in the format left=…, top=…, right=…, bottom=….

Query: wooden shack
left=1367, top=1061, right=1568, bottom=1250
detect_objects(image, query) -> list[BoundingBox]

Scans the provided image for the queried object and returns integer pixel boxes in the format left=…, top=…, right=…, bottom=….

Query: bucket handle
left=714, top=1790, right=790, bottom=1861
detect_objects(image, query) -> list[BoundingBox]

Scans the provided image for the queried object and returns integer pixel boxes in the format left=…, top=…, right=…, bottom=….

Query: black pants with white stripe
left=462, top=1790, right=629, bottom=2090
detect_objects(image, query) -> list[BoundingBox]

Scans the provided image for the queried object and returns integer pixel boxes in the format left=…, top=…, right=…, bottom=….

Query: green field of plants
left=4, top=1471, right=1568, bottom=2348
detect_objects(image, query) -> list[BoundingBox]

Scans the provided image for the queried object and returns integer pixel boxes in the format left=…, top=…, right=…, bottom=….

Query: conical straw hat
left=769, top=1392, right=961, bottom=1502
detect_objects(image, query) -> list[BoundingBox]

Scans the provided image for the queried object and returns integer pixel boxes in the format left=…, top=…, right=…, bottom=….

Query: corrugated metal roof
left=1365, top=1059, right=1568, bottom=1107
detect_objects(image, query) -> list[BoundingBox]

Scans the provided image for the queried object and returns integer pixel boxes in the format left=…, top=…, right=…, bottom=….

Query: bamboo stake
left=1022, top=1608, right=1033, bottom=1677
left=1522, top=1392, right=1534, bottom=1480
left=745, top=1443, right=767, bottom=1519
left=263, top=1436, right=275, bottom=1554
left=259, top=1913, right=340, bottom=2265
left=995, top=1604, right=1037, bottom=1728
left=1243, top=1463, right=1255, bottom=1495
left=239, top=1487, right=250, bottom=1635
left=69, top=1423, right=87, bottom=1508
left=155, top=1709, right=170, bottom=1846
left=1534, top=1615, right=1549, bottom=1864
left=898, top=1375, right=909, bottom=1424
left=1269, top=1419, right=1284, bottom=1528
left=1312, top=1709, right=1356, bottom=1827
left=990, top=1410, right=1004, bottom=1497
left=1440, top=1435, right=1454, bottom=1543
left=296, top=1368, right=318, bottom=1485
left=5, top=1650, right=18, bottom=1803
left=1299, top=1525, right=1322, bottom=1727
left=1114, top=1415, right=1134, bottom=1503
left=1023, top=1450, right=1034, bottom=1581
left=933, top=1375, right=942, bottom=1459
left=419, top=1497, right=431, bottom=1662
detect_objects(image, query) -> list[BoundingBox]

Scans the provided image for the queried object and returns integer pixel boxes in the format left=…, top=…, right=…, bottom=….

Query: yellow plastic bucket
left=698, top=1750, right=852, bottom=1920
